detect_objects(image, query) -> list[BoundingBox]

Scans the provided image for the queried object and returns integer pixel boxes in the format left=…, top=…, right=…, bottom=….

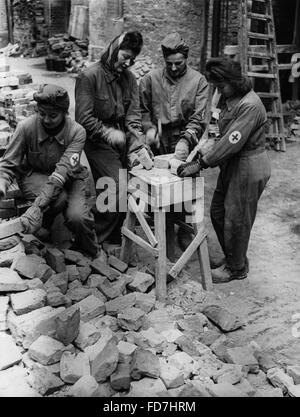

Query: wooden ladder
left=239, top=0, right=286, bottom=151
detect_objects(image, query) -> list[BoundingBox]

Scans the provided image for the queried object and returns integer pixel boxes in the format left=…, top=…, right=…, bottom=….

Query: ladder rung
left=278, top=63, right=293, bottom=70
left=247, top=72, right=276, bottom=79
left=257, top=92, right=280, bottom=98
left=267, top=112, right=282, bottom=119
left=250, top=64, right=269, bottom=71
left=247, top=12, right=272, bottom=20
left=248, top=52, right=274, bottom=59
left=248, top=32, right=274, bottom=40
left=267, top=133, right=286, bottom=139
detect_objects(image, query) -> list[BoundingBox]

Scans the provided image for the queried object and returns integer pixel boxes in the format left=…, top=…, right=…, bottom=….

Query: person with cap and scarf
left=139, top=32, right=209, bottom=250
left=177, top=58, right=271, bottom=283
left=75, top=31, right=151, bottom=245
left=0, top=84, right=99, bottom=258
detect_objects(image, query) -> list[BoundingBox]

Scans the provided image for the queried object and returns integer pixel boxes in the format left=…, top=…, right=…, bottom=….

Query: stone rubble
left=0, top=235, right=297, bottom=397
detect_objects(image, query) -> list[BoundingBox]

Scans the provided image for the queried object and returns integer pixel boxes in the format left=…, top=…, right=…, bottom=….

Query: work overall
left=205, top=90, right=271, bottom=272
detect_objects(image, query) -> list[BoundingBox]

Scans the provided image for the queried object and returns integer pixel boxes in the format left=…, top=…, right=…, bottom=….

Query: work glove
left=145, top=127, right=160, bottom=149
left=103, top=127, right=126, bottom=151
left=174, top=139, right=189, bottom=161
left=127, top=145, right=154, bottom=170
left=33, top=175, right=64, bottom=210
left=177, top=158, right=208, bottom=178
left=0, top=178, right=7, bottom=201
left=20, top=205, right=43, bottom=234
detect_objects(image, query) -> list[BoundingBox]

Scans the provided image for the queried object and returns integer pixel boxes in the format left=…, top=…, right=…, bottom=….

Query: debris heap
left=0, top=236, right=298, bottom=397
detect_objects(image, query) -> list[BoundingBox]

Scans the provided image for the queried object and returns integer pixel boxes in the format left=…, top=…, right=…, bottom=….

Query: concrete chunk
left=127, top=271, right=154, bottom=293
left=99, top=277, right=126, bottom=299
left=212, top=364, right=245, bottom=385
left=91, top=258, right=120, bottom=281
left=224, top=346, right=259, bottom=374
left=129, top=377, right=166, bottom=397
left=267, top=367, right=294, bottom=393
left=10, top=289, right=47, bottom=315
left=77, top=266, right=91, bottom=283
left=27, top=365, right=64, bottom=395
left=60, top=351, right=90, bottom=384
left=160, top=362, right=184, bottom=389
left=45, top=247, right=66, bottom=273
left=66, top=264, right=81, bottom=282
left=45, top=272, right=68, bottom=294
left=110, top=362, right=131, bottom=391
left=108, top=255, right=128, bottom=273
left=202, top=305, right=243, bottom=332
left=0, top=268, right=27, bottom=292
left=13, top=254, right=47, bottom=280
left=0, top=333, right=22, bottom=370
left=117, top=341, right=137, bottom=362
left=168, top=352, right=195, bottom=379
left=68, top=375, right=101, bottom=397
left=54, top=306, right=80, bottom=346
left=28, top=335, right=66, bottom=365
left=286, top=365, right=300, bottom=385
left=87, top=274, right=106, bottom=289
left=85, top=328, right=119, bottom=382
left=117, top=307, right=146, bottom=331
left=130, top=348, right=160, bottom=380
left=66, top=286, right=93, bottom=303
left=105, top=293, right=136, bottom=316
left=46, top=286, right=66, bottom=307
left=134, top=292, right=156, bottom=313
left=0, top=366, right=41, bottom=397
left=70, top=295, right=105, bottom=322
left=206, top=382, right=247, bottom=397
left=74, top=321, right=102, bottom=350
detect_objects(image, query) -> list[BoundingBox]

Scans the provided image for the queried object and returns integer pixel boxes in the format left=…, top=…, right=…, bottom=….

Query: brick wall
left=0, top=0, right=8, bottom=47
left=123, top=0, right=206, bottom=69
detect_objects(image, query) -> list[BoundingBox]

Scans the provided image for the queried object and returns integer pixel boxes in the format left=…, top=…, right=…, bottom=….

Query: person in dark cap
left=0, top=84, right=99, bottom=258
left=139, top=32, right=209, bottom=251
left=75, top=31, right=152, bottom=245
left=177, top=58, right=271, bottom=283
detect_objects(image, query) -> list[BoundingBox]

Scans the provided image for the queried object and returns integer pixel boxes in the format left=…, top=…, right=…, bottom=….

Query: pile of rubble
left=0, top=234, right=299, bottom=397
left=0, top=67, right=39, bottom=147
left=46, top=34, right=89, bottom=74
left=283, top=100, right=300, bottom=141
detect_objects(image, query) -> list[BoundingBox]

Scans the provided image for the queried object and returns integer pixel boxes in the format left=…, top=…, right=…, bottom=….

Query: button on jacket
left=0, top=114, right=86, bottom=188
left=75, top=62, right=144, bottom=155
left=139, top=66, right=209, bottom=144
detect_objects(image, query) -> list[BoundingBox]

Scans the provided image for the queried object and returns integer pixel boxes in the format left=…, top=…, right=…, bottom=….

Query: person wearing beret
left=0, top=84, right=99, bottom=258
left=139, top=32, right=209, bottom=250
left=75, top=31, right=152, bottom=245
left=178, top=58, right=271, bottom=283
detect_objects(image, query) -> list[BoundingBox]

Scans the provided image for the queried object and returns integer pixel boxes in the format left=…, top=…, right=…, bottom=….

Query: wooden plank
left=168, top=227, right=206, bottom=279
left=166, top=218, right=176, bottom=263
left=248, top=12, right=271, bottom=20
left=121, top=226, right=159, bottom=257
left=154, top=210, right=167, bottom=301
left=278, top=63, right=293, bottom=71
left=128, top=196, right=158, bottom=248
left=277, top=44, right=299, bottom=54
left=248, top=32, right=274, bottom=40
left=0, top=217, right=24, bottom=239
left=120, top=210, right=136, bottom=264
left=247, top=72, right=276, bottom=79
left=257, top=92, right=280, bottom=98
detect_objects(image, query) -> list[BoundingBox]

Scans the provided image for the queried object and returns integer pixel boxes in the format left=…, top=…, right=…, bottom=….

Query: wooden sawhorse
left=120, top=167, right=213, bottom=301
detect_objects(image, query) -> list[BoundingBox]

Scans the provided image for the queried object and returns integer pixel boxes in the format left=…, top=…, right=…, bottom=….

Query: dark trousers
left=19, top=172, right=98, bottom=257
left=210, top=151, right=271, bottom=271
left=84, top=140, right=127, bottom=244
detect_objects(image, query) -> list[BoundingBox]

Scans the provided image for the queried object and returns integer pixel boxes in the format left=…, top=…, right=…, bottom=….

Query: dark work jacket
left=203, top=90, right=268, bottom=168
left=75, top=61, right=144, bottom=155
left=0, top=114, right=86, bottom=189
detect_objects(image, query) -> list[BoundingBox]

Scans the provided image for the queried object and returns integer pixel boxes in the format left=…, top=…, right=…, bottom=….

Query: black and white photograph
left=0, top=0, right=299, bottom=402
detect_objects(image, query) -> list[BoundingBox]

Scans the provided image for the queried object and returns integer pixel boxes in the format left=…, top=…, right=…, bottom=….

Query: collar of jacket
left=101, top=61, right=120, bottom=83
left=36, top=116, right=67, bottom=145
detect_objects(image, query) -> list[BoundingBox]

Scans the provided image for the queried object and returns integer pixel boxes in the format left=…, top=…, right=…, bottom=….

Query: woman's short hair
left=120, top=31, right=143, bottom=55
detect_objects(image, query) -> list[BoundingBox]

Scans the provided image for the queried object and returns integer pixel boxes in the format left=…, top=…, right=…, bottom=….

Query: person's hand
left=145, top=127, right=159, bottom=149
left=127, top=152, right=141, bottom=169
left=177, top=160, right=202, bottom=177
left=103, top=128, right=126, bottom=150
left=20, top=205, right=43, bottom=234
left=175, top=139, right=189, bottom=161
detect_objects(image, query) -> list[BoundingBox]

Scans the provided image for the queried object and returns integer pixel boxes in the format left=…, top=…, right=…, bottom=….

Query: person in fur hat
left=75, top=31, right=151, bottom=245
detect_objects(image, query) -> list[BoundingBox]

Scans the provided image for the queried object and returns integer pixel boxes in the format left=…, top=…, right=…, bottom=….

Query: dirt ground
left=9, top=56, right=300, bottom=366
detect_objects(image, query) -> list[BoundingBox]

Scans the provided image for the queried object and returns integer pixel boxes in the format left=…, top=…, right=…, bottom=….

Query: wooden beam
left=169, top=227, right=206, bottom=279
left=0, top=218, right=24, bottom=240
left=121, top=226, right=159, bottom=257
left=128, top=196, right=158, bottom=248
